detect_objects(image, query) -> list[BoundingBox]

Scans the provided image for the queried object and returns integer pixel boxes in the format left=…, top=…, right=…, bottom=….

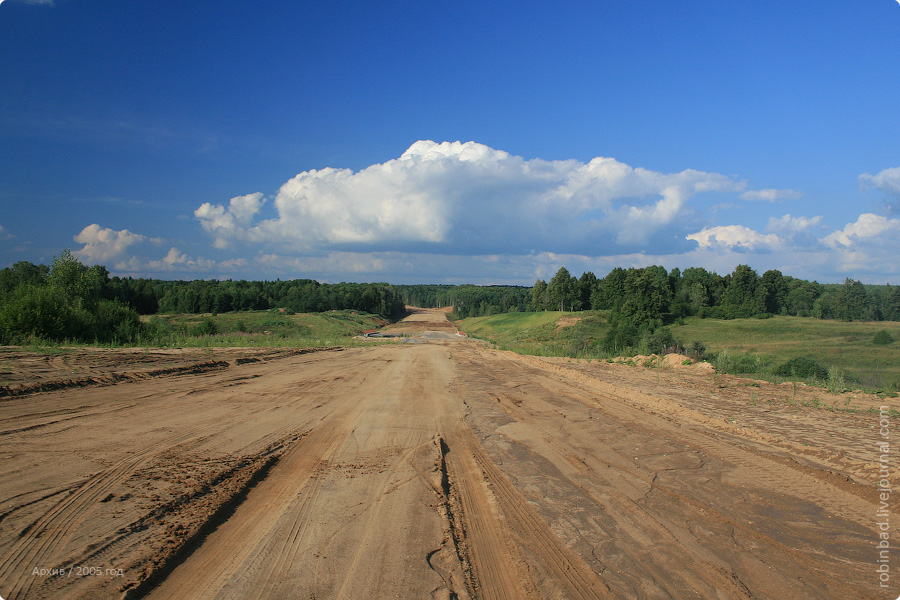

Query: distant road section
left=0, top=308, right=886, bottom=599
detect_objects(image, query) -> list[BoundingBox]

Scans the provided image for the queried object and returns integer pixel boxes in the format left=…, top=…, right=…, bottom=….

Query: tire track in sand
left=141, top=400, right=360, bottom=599
left=0, top=430, right=201, bottom=600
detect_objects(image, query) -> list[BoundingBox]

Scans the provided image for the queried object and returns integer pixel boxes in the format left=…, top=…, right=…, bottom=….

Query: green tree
left=836, top=278, right=870, bottom=321
left=578, top=271, right=598, bottom=311
left=720, top=264, right=763, bottom=318
left=548, top=267, right=577, bottom=311
left=619, top=266, right=672, bottom=326
left=758, top=269, right=788, bottom=315
left=598, top=267, right=627, bottom=311
left=47, top=250, right=106, bottom=311
left=883, top=285, right=900, bottom=321
left=674, top=267, right=716, bottom=316
left=0, top=261, right=49, bottom=294
left=531, top=279, right=549, bottom=311
left=785, top=280, right=821, bottom=316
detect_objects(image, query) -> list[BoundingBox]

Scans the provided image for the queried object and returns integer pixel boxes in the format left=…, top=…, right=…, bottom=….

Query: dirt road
left=0, top=308, right=894, bottom=599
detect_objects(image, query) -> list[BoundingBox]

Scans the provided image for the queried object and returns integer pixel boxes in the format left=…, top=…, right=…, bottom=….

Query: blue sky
left=1, top=0, right=899, bottom=284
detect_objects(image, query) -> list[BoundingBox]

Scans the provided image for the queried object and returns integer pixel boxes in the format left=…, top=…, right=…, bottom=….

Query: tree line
left=531, top=264, right=900, bottom=321
left=530, top=264, right=900, bottom=354
left=0, top=252, right=405, bottom=344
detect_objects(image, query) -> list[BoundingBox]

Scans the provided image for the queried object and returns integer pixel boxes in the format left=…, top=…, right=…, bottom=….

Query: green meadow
left=457, top=312, right=900, bottom=392
left=137, top=310, right=386, bottom=348
left=674, top=316, right=900, bottom=391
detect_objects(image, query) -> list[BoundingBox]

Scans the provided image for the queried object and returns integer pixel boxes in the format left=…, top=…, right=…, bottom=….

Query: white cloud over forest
left=686, top=225, right=782, bottom=251
left=73, top=224, right=154, bottom=263
left=194, top=140, right=744, bottom=256
left=65, top=145, right=900, bottom=284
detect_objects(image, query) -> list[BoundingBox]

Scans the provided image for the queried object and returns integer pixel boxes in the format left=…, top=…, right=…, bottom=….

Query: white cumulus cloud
left=146, top=247, right=215, bottom=271
left=766, top=214, right=821, bottom=232
left=195, top=192, right=265, bottom=249
left=197, top=140, right=744, bottom=256
left=687, top=225, right=781, bottom=251
left=860, top=166, right=900, bottom=198
left=73, top=224, right=152, bottom=263
left=823, top=213, right=900, bottom=248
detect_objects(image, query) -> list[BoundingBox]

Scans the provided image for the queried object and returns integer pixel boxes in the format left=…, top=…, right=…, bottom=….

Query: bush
left=688, top=340, right=706, bottom=359
left=874, top=330, right=895, bottom=346
left=644, top=327, right=676, bottom=354
left=775, top=356, right=828, bottom=380
left=92, top=299, right=142, bottom=344
left=732, top=353, right=772, bottom=375
left=193, top=318, right=219, bottom=336
left=0, top=284, right=90, bottom=342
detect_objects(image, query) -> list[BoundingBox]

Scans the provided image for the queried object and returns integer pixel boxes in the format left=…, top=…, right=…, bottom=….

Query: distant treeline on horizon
left=399, top=265, right=898, bottom=323
left=1, top=252, right=898, bottom=344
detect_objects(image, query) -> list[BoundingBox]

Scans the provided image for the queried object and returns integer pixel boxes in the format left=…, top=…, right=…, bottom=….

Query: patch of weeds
left=827, top=366, right=846, bottom=394
left=776, top=357, right=828, bottom=380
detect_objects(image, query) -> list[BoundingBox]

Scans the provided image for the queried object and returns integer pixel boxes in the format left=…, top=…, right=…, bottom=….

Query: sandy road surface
left=0, top=308, right=894, bottom=599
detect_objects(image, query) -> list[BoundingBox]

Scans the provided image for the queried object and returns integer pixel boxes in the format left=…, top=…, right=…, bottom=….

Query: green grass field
left=458, top=311, right=900, bottom=391
left=138, top=309, right=387, bottom=348
left=673, top=315, right=900, bottom=390
left=459, top=311, right=609, bottom=357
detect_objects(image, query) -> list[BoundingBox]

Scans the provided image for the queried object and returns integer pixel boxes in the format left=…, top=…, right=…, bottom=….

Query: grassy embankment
left=134, top=309, right=387, bottom=348
left=457, top=312, right=900, bottom=392
left=458, top=311, right=608, bottom=357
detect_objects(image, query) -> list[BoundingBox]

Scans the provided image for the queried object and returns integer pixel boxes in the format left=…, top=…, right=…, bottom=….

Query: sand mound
left=613, top=353, right=714, bottom=372
left=555, top=316, right=582, bottom=330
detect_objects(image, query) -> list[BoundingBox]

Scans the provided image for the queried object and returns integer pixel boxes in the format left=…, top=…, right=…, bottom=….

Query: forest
left=526, top=265, right=900, bottom=355
left=0, top=251, right=405, bottom=344
left=1, top=251, right=898, bottom=347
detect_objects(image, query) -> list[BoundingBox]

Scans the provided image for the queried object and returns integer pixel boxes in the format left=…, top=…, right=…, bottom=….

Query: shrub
left=193, top=318, right=219, bottom=336
left=775, top=356, right=828, bottom=380
left=644, top=327, right=676, bottom=354
left=688, top=340, right=706, bottom=359
left=732, top=353, right=771, bottom=375
left=827, top=366, right=846, bottom=393
left=0, top=284, right=90, bottom=342
left=92, top=299, right=142, bottom=343
left=874, top=330, right=895, bottom=346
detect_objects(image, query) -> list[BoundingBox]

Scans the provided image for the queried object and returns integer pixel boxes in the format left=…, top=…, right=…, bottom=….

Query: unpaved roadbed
left=0, top=310, right=893, bottom=599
